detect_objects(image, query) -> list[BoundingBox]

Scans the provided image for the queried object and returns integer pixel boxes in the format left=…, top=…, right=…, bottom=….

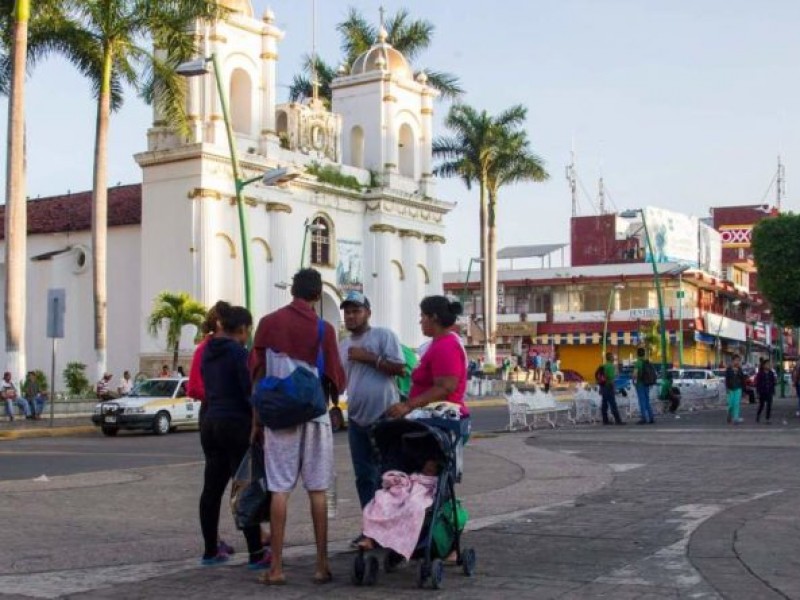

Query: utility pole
left=566, top=149, right=578, bottom=217
left=776, top=155, right=785, bottom=212
left=598, top=176, right=606, bottom=215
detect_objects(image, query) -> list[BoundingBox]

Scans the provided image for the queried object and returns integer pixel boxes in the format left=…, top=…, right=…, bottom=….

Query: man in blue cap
left=338, top=291, right=406, bottom=546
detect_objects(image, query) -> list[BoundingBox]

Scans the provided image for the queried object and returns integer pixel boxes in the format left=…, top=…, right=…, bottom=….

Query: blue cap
left=340, top=291, right=371, bottom=309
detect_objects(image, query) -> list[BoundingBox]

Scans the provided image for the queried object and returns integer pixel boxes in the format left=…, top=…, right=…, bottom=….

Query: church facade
left=0, top=1, right=452, bottom=384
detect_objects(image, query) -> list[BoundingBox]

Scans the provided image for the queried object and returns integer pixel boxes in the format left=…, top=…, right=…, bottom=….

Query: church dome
left=218, top=0, right=253, bottom=17
left=350, top=27, right=413, bottom=80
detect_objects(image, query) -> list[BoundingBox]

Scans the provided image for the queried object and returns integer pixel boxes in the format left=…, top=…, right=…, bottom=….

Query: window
left=398, top=123, right=415, bottom=178
left=229, top=68, right=252, bottom=135
left=350, top=126, right=364, bottom=168
left=310, top=216, right=332, bottom=266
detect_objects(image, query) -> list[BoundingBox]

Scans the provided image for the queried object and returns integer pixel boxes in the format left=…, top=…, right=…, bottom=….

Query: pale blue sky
left=2, top=0, right=799, bottom=271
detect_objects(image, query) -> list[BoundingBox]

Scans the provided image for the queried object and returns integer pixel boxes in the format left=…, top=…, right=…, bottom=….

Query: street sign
left=46, top=289, right=65, bottom=339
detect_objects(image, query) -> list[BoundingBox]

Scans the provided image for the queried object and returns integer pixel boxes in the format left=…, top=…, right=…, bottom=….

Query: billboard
left=718, top=224, right=753, bottom=248
left=642, top=207, right=699, bottom=266
left=698, top=221, right=722, bottom=277
left=336, top=240, right=363, bottom=293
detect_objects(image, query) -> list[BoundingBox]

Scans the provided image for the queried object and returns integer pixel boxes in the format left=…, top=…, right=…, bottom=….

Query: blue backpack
left=251, top=319, right=327, bottom=430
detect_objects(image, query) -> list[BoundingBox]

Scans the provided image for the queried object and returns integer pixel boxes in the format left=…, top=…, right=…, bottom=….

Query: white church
left=0, top=0, right=453, bottom=383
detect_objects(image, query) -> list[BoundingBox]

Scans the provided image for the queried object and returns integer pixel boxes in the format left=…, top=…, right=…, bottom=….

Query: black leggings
left=756, top=395, right=773, bottom=422
left=199, top=417, right=262, bottom=559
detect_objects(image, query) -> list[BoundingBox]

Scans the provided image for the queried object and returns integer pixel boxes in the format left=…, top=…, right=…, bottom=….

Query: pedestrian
left=542, top=361, right=553, bottom=393
left=755, top=358, right=777, bottom=424
left=534, top=352, right=543, bottom=382
left=198, top=303, right=270, bottom=570
left=176, top=366, right=186, bottom=378
left=95, top=373, right=117, bottom=401
left=249, top=269, right=346, bottom=586
left=117, top=371, right=134, bottom=396
left=188, top=301, right=231, bottom=424
left=3, top=371, right=31, bottom=421
left=725, top=354, right=745, bottom=425
left=501, top=356, right=512, bottom=381
left=792, top=361, right=800, bottom=417
left=633, top=348, right=655, bottom=425
left=159, top=364, right=170, bottom=378
left=22, top=371, right=45, bottom=419
left=386, top=296, right=469, bottom=422
left=338, top=291, right=406, bottom=544
left=597, top=352, right=624, bottom=425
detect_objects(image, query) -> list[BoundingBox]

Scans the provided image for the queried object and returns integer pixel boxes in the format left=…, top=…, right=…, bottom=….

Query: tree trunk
left=92, top=45, right=113, bottom=381
left=478, top=179, right=491, bottom=365
left=4, top=0, right=30, bottom=383
left=172, top=340, right=179, bottom=373
left=486, top=188, right=498, bottom=366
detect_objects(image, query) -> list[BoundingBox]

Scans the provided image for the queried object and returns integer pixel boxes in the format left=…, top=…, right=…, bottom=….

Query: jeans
left=348, top=420, right=380, bottom=509
left=636, top=384, right=654, bottom=422
left=601, top=385, right=622, bottom=424
left=199, top=417, right=262, bottom=559
left=28, top=395, right=45, bottom=417
left=4, top=397, right=31, bottom=418
left=757, top=394, right=773, bottom=422
left=727, top=389, right=742, bottom=421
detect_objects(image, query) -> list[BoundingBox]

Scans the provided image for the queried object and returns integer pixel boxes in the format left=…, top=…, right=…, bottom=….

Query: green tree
left=63, top=361, right=90, bottom=397
left=289, top=7, right=462, bottom=105
left=752, top=214, right=800, bottom=327
left=49, top=0, right=220, bottom=380
left=147, top=292, right=206, bottom=371
left=433, top=104, right=549, bottom=363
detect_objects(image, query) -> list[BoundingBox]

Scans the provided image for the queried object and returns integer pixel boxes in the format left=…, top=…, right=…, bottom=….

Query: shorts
left=264, top=420, right=333, bottom=493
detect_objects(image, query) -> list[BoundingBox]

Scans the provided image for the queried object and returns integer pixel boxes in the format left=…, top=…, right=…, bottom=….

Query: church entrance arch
left=319, top=284, right=343, bottom=339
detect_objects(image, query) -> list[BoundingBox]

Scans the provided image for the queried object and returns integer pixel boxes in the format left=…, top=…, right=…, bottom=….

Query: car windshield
left=129, top=379, right=178, bottom=398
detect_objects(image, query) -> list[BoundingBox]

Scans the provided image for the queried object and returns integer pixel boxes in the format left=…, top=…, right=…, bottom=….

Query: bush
left=307, top=161, right=363, bottom=192
left=63, top=362, right=90, bottom=397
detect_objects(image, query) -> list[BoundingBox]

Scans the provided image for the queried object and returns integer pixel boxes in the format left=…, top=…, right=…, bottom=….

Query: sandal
left=312, top=570, right=333, bottom=584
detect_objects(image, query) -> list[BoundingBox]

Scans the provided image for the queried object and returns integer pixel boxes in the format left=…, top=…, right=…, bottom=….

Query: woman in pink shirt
left=387, top=296, right=468, bottom=420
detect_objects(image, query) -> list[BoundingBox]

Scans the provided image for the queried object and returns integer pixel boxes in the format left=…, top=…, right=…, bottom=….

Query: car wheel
left=101, top=426, right=119, bottom=437
left=153, top=411, right=171, bottom=435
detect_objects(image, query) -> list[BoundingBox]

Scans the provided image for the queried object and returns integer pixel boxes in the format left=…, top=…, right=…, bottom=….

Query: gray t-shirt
left=339, top=327, right=404, bottom=426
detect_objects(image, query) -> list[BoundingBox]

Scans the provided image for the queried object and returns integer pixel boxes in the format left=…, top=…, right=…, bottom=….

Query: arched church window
left=398, top=123, right=415, bottom=178
left=350, top=126, right=364, bottom=168
left=310, top=216, right=333, bottom=266
left=229, top=68, right=252, bottom=135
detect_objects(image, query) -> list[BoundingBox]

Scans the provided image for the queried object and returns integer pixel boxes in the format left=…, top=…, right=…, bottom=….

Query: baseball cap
left=340, top=291, right=371, bottom=309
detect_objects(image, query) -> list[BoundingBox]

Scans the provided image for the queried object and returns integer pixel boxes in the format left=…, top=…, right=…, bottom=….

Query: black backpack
left=595, top=365, right=607, bottom=385
left=641, top=360, right=658, bottom=386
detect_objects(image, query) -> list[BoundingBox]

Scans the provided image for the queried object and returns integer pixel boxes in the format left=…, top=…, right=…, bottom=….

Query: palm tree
left=52, top=0, right=220, bottom=379
left=147, top=291, right=206, bottom=372
left=289, top=7, right=462, bottom=104
left=434, top=104, right=549, bottom=364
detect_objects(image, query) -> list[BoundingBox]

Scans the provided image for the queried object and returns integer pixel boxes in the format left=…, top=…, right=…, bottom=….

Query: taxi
left=91, top=377, right=200, bottom=436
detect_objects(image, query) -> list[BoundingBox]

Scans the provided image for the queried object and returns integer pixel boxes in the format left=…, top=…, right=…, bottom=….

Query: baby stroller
left=351, top=417, right=477, bottom=589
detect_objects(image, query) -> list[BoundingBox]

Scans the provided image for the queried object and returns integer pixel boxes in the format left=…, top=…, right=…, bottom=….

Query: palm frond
left=418, top=69, right=463, bottom=100
left=337, top=7, right=375, bottom=65
left=387, top=9, right=433, bottom=61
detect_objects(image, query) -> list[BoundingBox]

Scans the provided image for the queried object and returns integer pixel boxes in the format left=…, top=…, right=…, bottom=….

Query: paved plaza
left=1, top=400, right=800, bottom=599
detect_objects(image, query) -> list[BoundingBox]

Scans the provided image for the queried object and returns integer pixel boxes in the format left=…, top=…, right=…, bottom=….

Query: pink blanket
left=362, top=470, right=438, bottom=560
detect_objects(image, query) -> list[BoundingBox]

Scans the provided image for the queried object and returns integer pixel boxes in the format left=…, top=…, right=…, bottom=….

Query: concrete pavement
left=3, top=399, right=800, bottom=598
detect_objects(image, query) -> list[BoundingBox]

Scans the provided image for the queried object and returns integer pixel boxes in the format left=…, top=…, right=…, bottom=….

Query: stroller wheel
left=383, top=550, right=403, bottom=573
left=416, top=561, right=430, bottom=588
left=461, top=548, right=477, bottom=577
left=430, top=559, right=444, bottom=590
left=364, top=554, right=379, bottom=586
left=351, top=552, right=366, bottom=586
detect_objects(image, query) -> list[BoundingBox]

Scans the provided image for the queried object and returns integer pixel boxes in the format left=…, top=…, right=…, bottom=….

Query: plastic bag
left=230, top=443, right=271, bottom=530
left=432, top=499, right=469, bottom=558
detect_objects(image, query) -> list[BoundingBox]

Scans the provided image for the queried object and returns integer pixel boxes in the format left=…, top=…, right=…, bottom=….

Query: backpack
left=641, top=360, right=658, bottom=386
left=595, top=365, right=607, bottom=386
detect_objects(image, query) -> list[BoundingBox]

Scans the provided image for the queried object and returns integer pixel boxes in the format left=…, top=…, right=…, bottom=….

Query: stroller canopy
left=371, top=419, right=456, bottom=475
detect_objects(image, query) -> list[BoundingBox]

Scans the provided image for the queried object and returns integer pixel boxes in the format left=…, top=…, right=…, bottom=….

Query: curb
left=0, top=425, right=97, bottom=441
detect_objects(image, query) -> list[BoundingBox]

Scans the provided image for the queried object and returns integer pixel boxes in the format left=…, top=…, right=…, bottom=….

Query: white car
left=664, top=368, right=721, bottom=401
left=91, top=377, right=200, bottom=436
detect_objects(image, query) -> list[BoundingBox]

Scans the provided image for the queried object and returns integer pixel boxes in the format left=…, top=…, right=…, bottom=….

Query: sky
left=1, top=0, right=799, bottom=272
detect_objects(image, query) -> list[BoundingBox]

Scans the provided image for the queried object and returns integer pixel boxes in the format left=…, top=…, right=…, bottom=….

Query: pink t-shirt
left=409, top=333, right=468, bottom=416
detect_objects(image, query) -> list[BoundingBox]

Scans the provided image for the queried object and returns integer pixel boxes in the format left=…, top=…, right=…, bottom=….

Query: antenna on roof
left=310, top=0, right=319, bottom=102
left=566, top=140, right=578, bottom=217
left=379, top=5, right=386, bottom=29
left=777, top=155, right=785, bottom=211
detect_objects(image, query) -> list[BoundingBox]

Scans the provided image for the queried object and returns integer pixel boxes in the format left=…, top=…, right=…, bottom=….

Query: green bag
left=396, top=345, right=419, bottom=400
left=432, top=500, right=469, bottom=558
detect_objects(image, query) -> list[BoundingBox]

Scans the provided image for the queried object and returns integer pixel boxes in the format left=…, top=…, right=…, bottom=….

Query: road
left=0, top=405, right=510, bottom=481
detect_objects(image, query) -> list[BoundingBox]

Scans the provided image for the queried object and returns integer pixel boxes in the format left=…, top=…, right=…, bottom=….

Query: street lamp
left=602, top=283, right=625, bottom=359
left=176, top=54, right=300, bottom=312
left=620, top=209, right=669, bottom=393
left=461, top=257, right=484, bottom=306
left=300, top=219, right=327, bottom=269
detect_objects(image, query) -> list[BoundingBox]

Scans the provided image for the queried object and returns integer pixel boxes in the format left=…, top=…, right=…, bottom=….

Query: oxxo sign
left=719, top=225, right=753, bottom=248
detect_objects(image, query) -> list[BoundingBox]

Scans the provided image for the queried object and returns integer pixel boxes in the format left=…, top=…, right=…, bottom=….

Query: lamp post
left=602, top=283, right=625, bottom=359
left=461, top=257, right=484, bottom=306
left=300, top=219, right=327, bottom=269
left=176, top=55, right=300, bottom=312
left=620, top=209, right=669, bottom=394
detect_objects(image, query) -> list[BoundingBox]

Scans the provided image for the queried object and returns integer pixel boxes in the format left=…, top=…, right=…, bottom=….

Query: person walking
left=598, top=352, right=624, bottom=425
left=197, top=304, right=269, bottom=570
left=249, top=269, right=346, bottom=586
left=338, top=291, right=405, bottom=543
left=542, top=361, right=553, bottom=393
left=725, top=354, right=746, bottom=425
left=755, top=358, right=777, bottom=424
left=792, top=361, right=800, bottom=417
left=633, top=348, right=655, bottom=425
